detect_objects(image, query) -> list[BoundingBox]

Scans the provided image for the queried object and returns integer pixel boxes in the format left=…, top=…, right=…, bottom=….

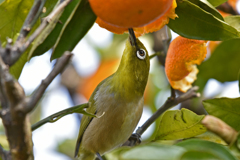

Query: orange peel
left=93, top=0, right=177, bottom=37
left=165, top=36, right=207, bottom=92
left=208, top=41, right=221, bottom=54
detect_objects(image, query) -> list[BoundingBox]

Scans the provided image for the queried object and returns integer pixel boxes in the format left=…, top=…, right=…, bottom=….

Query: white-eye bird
left=75, top=29, right=150, bottom=160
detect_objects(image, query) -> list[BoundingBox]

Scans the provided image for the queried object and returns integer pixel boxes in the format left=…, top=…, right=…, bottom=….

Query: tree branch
left=0, top=52, right=73, bottom=160
left=0, top=0, right=72, bottom=66
left=17, top=0, right=47, bottom=41
left=25, top=52, right=73, bottom=113
left=152, top=25, right=172, bottom=66
left=0, top=53, right=25, bottom=110
left=0, top=54, right=33, bottom=160
left=22, top=0, right=72, bottom=52
left=136, top=86, right=200, bottom=136
left=149, top=52, right=161, bottom=60
left=0, top=58, right=10, bottom=110
left=0, top=0, right=73, bottom=159
left=31, top=103, right=89, bottom=131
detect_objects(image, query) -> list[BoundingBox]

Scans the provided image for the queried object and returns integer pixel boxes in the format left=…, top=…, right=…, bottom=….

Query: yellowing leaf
left=203, top=97, right=240, bottom=131
left=155, top=108, right=207, bottom=140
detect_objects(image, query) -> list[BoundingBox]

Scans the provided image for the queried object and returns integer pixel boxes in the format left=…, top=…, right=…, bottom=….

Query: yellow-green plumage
left=75, top=35, right=150, bottom=160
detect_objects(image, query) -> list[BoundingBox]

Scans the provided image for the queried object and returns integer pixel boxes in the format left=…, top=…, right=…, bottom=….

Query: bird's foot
left=129, top=133, right=141, bottom=146
left=96, top=152, right=103, bottom=160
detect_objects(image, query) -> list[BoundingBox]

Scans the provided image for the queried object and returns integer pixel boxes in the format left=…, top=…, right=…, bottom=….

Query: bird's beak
left=128, top=28, right=137, bottom=47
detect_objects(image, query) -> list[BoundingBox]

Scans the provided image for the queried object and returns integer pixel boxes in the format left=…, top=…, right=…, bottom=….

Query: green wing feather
left=74, top=76, right=112, bottom=157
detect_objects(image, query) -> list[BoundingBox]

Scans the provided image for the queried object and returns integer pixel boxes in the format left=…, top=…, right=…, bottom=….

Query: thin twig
left=136, top=86, right=200, bottom=136
left=17, top=0, right=47, bottom=41
left=22, top=0, right=72, bottom=51
left=170, top=87, right=176, bottom=99
left=153, top=25, right=172, bottom=67
left=25, top=52, right=73, bottom=113
left=1, top=0, right=72, bottom=66
left=31, top=103, right=89, bottom=131
left=149, top=52, right=161, bottom=60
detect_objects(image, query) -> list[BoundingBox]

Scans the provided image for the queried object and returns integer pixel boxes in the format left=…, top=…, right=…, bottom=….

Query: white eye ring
left=136, top=49, right=146, bottom=60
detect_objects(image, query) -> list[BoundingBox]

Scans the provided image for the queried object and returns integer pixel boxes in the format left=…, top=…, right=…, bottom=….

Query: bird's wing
left=74, top=76, right=111, bottom=157
left=74, top=102, right=96, bottom=157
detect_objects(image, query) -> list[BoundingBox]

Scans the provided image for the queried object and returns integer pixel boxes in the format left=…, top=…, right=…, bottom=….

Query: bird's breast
left=81, top=87, right=144, bottom=155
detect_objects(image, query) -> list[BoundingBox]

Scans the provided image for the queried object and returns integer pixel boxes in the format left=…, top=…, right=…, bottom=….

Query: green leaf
left=189, top=0, right=223, bottom=20
left=155, top=108, right=207, bottom=140
left=225, top=16, right=240, bottom=32
left=195, top=132, right=227, bottom=145
left=167, top=0, right=240, bottom=40
left=6, top=0, right=58, bottom=79
left=198, top=38, right=240, bottom=83
left=29, top=0, right=81, bottom=58
left=120, top=143, right=186, bottom=160
left=9, top=50, right=28, bottom=79
left=230, top=133, right=240, bottom=159
left=28, top=1, right=64, bottom=60
left=207, top=0, right=227, bottom=7
left=39, top=0, right=58, bottom=18
left=0, top=135, right=9, bottom=150
left=180, top=150, right=220, bottom=160
left=51, top=0, right=96, bottom=60
left=0, top=0, right=34, bottom=42
left=105, top=147, right=131, bottom=160
left=203, top=97, right=240, bottom=131
left=176, top=139, right=237, bottom=160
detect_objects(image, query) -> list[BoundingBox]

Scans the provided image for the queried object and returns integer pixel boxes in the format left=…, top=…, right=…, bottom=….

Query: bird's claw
left=129, top=133, right=141, bottom=146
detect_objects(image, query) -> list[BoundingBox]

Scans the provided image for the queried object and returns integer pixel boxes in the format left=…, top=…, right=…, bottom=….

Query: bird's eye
left=136, top=49, right=146, bottom=60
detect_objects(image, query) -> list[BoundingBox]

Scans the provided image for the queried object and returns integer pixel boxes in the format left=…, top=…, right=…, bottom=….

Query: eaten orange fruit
left=165, top=36, right=207, bottom=92
left=89, top=0, right=177, bottom=37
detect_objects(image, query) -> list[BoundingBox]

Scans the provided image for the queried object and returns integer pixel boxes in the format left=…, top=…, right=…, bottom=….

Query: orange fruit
left=218, top=10, right=231, bottom=17
left=165, top=36, right=207, bottom=92
left=78, top=59, right=120, bottom=100
left=228, top=0, right=238, bottom=10
left=90, top=0, right=177, bottom=37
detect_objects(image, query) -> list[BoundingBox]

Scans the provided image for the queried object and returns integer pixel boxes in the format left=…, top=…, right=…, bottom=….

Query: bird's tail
left=76, top=149, right=96, bottom=160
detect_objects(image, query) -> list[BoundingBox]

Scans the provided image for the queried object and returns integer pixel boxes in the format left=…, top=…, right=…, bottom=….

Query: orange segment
left=165, top=36, right=207, bottom=92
